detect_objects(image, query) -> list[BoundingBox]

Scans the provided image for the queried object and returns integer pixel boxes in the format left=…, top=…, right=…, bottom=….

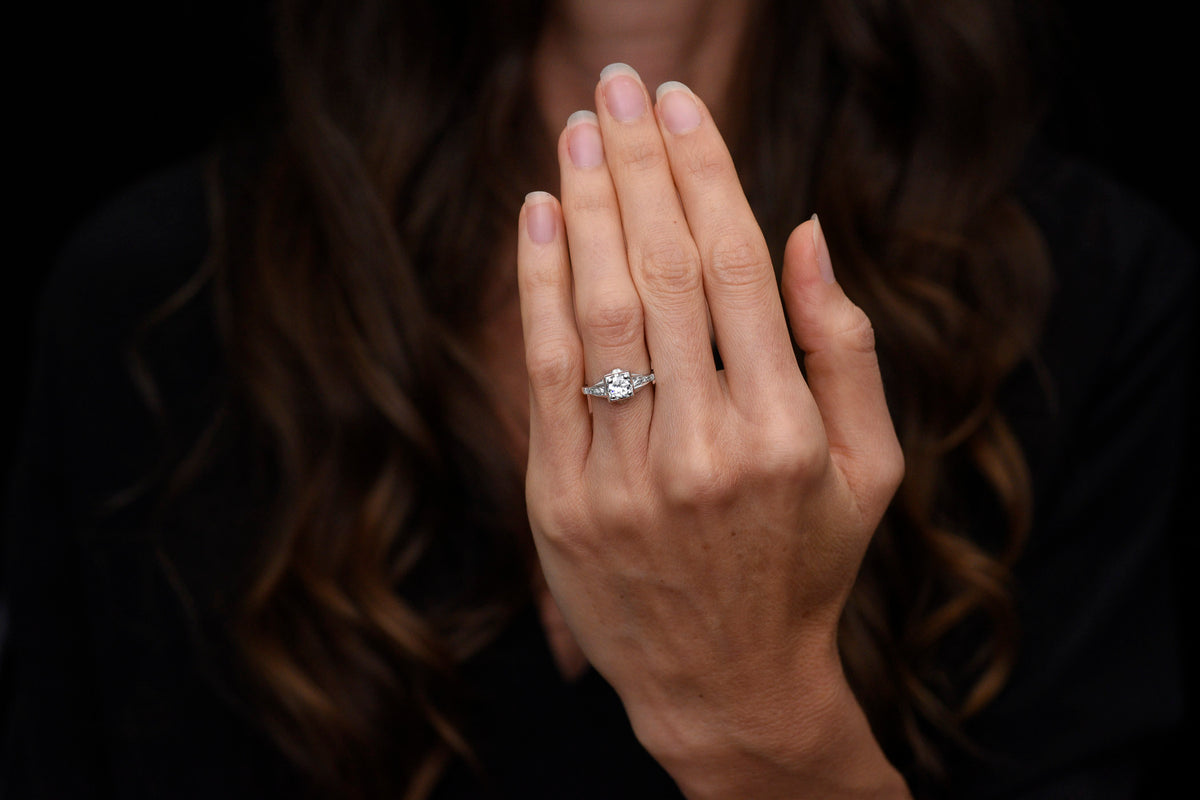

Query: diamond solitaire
left=582, top=368, right=655, bottom=403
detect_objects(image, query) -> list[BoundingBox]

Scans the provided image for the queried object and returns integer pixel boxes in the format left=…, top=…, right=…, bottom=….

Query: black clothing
left=3, top=150, right=1195, bottom=798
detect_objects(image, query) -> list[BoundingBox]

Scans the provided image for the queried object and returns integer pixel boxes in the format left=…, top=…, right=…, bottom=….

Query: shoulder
left=1019, top=144, right=1196, bottom=338
left=1015, top=145, right=1195, bottom=434
left=42, top=157, right=212, bottom=347
left=961, top=146, right=1197, bottom=796
left=1018, top=142, right=1193, bottom=261
left=27, top=156, right=218, bottom=510
left=3, top=157, right=263, bottom=796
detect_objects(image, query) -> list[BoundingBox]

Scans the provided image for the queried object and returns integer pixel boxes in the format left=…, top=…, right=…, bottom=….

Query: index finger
left=654, top=81, right=807, bottom=411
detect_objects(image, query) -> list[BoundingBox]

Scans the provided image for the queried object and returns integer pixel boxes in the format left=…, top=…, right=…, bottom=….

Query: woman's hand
left=517, top=64, right=908, bottom=799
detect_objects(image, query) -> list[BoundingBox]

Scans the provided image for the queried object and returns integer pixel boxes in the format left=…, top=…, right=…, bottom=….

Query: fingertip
left=563, top=111, right=605, bottom=169
left=782, top=215, right=862, bottom=357
left=783, top=215, right=836, bottom=287
left=655, top=82, right=702, bottom=135
left=782, top=218, right=817, bottom=297
left=524, top=191, right=560, bottom=245
left=811, top=214, right=836, bottom=284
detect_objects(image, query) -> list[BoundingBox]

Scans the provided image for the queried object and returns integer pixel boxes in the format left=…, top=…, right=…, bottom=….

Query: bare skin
left=485, top=0, right=763, bottom=683
left=532, top=0, right=759, bottom=137
left=481, top=2, right=912, bottom=796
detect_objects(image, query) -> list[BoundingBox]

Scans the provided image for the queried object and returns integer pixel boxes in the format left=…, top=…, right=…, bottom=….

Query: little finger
left=518, top=192, right=590, bottom=480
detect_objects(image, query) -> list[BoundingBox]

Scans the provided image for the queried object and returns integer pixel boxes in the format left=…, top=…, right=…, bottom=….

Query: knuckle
left=844, top=435, right=905, bottom=523
left=685, top=150, right=732, bottom=184
left=527, top=475, right=579, bottom=530
left=858, top=462, right=904, bottom=525
left=878, top=436, right=906, bottom=498
left=565, top=188, right=618, bottom=218
left=707, top=232, right=770, bottom=288
left=534, top=499, right=590, bottom=549
left=579, top=295, right=644, bottom=348
left=594, top=487, right=645, bottom=530
left=659, top=445, right=737, bottom=507
left=525, top=340, right=579, bottom=390
left=837, top=304, right=878, bottom=355
left=523, top=258, right=565, bottom=292
left=756, top=433, right=828, bottom=485
left=617, top=137, right=667, bottom=173
left=794, top=439, right=831, bottom=483
left=634, top=237, right=701, bottom=295
left=581, top=474, right=654, bottom=538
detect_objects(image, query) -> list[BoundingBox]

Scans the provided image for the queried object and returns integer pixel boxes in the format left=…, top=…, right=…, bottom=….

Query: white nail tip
left=655, top=81, right=692, bottom=101
left=600, top=62, right=640, bottom=82
left=566, top=109, right=598, bottom=128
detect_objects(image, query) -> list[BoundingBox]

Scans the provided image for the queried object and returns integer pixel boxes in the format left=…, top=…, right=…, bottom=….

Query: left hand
left=516, top=64, right=907, bottom=798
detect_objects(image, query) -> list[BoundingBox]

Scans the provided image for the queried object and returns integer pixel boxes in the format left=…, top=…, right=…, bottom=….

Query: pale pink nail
left=656, top=82, right=701, bottom=135
left=526, top=192, right=557, bottom=244
left=600, top=63, right=647, bottom=122
left=566, top=111, right=604, bottom=168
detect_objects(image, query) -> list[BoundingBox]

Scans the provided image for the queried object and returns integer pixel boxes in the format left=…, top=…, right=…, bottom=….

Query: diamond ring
left=582, top=368, right=655, bottom=403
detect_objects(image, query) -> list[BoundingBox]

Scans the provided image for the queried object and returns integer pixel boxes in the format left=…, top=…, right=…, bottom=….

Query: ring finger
left=559, top=110, right=654, bottom=464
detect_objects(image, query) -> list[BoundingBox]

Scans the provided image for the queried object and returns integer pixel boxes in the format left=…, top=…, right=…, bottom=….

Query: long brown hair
left=189, top=0, right=1053, bottom=795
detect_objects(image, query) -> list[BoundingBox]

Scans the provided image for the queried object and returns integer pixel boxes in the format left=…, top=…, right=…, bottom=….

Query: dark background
left=6, top=0, right=1197, bottom=791
left=9, top=3, right=1195, bottom=472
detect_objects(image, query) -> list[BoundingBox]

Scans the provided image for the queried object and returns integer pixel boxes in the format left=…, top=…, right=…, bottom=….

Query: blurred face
left=534, top=0, right=758, bottom=133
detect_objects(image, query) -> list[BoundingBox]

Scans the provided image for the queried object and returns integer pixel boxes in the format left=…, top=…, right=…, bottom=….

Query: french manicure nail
left=656, top=81, right=702, bottom=134
left=526, top=192, right=557, bottom=244
left=811, top=214, right=836, bottom=284
left=566, top=110, right=604, bottom=168
left=600, top=62, right=647, bottom=122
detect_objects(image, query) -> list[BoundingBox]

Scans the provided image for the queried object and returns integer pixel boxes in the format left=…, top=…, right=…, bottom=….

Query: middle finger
left=594, top=63, right=721, bottom=417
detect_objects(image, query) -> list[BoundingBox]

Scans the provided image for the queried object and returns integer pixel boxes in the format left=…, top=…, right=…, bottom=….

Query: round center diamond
left=604, top=369, right=634, bottom=401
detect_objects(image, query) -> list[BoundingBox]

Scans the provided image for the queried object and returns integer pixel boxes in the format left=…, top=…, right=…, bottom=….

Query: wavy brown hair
left=193, top=0, right=1053, bottom=796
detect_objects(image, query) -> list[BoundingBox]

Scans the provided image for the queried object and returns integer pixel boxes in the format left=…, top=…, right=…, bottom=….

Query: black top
left=3, top=148, right=1195, bottom=799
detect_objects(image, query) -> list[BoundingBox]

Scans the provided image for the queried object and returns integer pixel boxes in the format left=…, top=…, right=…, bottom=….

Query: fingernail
left=600, top=63, right=646, bottom=122
left=526, top=192, right=557, bottom=244
left=656, top=81, right=701, bottom=134
left=811, top=214, right=836, bottom=284
left=566, top=110, right=604, bottom=168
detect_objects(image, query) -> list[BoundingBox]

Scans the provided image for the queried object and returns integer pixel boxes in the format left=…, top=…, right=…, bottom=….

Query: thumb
left=781, top=215, right=903, bottom=515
